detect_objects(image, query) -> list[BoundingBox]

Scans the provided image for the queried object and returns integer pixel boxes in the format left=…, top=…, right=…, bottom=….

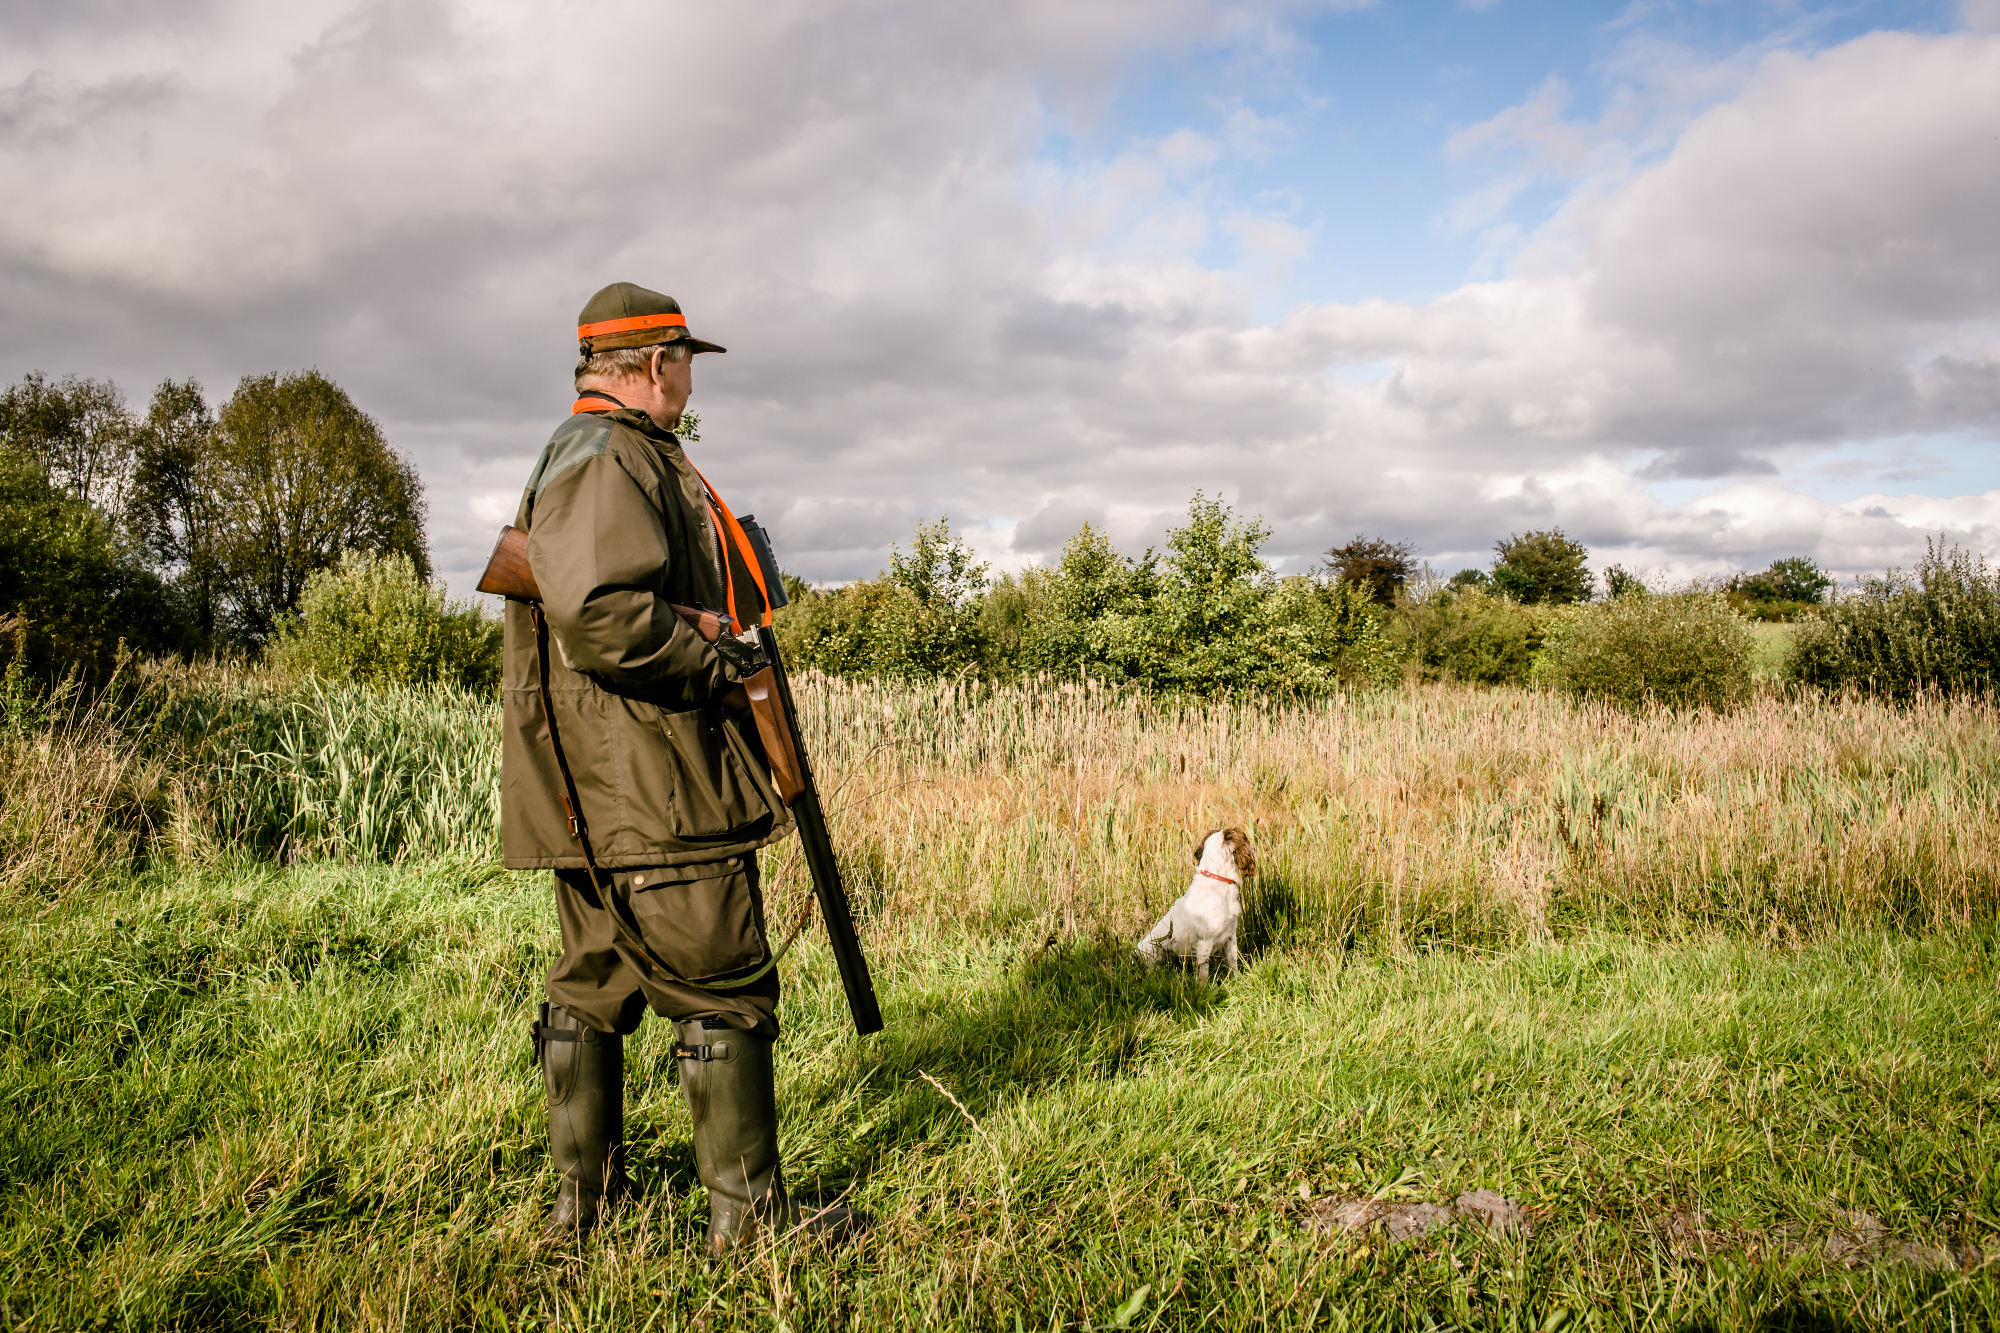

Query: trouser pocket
left=619, top=858, right=769, bottom=985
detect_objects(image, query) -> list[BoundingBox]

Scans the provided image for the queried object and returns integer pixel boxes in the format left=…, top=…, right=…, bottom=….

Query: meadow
left=4, top=669, right=1998, bottom=1330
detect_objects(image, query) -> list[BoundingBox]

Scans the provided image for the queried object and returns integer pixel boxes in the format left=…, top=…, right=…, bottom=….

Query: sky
left=3, top=0, right=1998, bottom=593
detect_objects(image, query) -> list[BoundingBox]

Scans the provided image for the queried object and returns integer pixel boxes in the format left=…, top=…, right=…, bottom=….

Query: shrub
left=1391, top=583, right=1544, bottom=685
left=1012, top=522, right=1159, bottom=682
left=1491, top=528, right=1593, bottom=605
left=1731, top=556, right=1833, bottom=605
left=1533, top=591, right=1754, bottom=709
left=775, top=518, right=991, bottom=680
left=268, top=550, right=500, bottom=691
left=1724, top=556, right=1834, bottom=622
left=1787, top=540, right=2000, bottom=699
left=1324, top=535, right=1415, bottom=607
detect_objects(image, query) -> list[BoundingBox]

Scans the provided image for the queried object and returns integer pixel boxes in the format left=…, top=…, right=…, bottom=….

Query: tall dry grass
left=4, top=665, right=1996, bottom=944
left=790, top=676, right=2000, bottom=948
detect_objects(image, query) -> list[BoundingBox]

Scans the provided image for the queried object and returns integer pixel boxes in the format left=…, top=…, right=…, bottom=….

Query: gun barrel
left=757, top=624, right=883, bottom=1035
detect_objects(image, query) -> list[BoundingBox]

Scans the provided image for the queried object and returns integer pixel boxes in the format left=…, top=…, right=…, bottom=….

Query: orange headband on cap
left=577, top=312, right=688, bottom=339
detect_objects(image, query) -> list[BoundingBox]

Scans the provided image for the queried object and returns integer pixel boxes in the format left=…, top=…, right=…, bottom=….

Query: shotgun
left=478, top=525, right=883, bottom=1035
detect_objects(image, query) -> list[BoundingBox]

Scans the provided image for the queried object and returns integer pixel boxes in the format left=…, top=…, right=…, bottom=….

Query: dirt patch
left=1653, top=1208, right=1983, bottom=1272
left=1309, top=1189, right=1532, bottom=1243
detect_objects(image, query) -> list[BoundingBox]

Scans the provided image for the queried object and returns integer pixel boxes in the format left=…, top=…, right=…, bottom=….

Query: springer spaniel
left=1133, top=827, right=1256, bottom=981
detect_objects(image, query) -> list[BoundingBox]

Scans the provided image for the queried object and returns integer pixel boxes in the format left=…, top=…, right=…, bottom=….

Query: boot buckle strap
left=673, top=1040, right=731, bottom=1062
left=531, top=1021, right=583, bottom=1061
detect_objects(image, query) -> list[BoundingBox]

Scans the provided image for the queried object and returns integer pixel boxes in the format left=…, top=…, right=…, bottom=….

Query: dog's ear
left=1193, top=828, right=1221, bottom=864
left=1221, top=827, right=1257, bottom=877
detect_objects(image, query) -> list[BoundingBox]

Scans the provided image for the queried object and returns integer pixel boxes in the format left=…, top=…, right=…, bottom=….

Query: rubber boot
left=674, top=1016, right=866, bottom=1256
left=535, top=1002, right=628, bottom=1237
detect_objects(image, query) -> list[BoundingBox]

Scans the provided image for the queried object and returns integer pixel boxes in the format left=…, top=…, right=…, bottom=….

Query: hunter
left=503, top=282, right=861, bottom=1251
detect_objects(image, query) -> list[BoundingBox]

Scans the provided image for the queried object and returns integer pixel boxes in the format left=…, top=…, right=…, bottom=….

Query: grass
left=4, top=862, right=1996, bottom=1330
left=4, top=669, right=2000, bottom=1328
left=1747, top=625, right=1794, bottom=681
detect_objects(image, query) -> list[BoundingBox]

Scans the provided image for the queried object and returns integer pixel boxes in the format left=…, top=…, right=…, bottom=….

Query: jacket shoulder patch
left=526, top=416, right=614, bottom=499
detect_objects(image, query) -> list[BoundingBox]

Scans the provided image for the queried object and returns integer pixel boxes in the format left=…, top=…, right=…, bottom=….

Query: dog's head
left=1193, top=827, right=1256, bottom=878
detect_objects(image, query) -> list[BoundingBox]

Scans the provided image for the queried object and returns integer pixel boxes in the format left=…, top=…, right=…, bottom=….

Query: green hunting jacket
left=501, top=406, right=793, bottom=869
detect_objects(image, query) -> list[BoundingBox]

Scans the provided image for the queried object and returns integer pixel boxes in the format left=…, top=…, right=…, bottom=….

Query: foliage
left=268, top=550, right=501, bottom=692
left=1491, top=528, right=1593, bottom=605
left=1533, top=591, right=1755, bottom=710
left=127, top=370, right=429, bottom=647
left=780, top=499, right=1396, bottom=696
left=1446, top=567, right=1491, bottom=591
left=129, top=378, right=229, bottom=643
left=775, top=517, right=993, bottom=681
left=885, top=516, right=992, bottom=675
left=0, top=440, right=196, bottom=681
left=1788, top=539, right=2000, bottom=699
left=1600, top=564, right=1645, bottom=600
left=0, top=370, right=137, bottom=517
left=1013, top=523, right=1159, bottom=681
left=1391, top=581, right=1546, bottom=685
left=1732, top=556, right=1834, bottom=605
left=1725, top=555, right=1835, bottom=622
left=1324, top=533, right=1415, bottom=607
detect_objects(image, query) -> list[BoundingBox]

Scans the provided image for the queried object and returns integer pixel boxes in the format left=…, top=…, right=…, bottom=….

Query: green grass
left=1747, top=624, right=1794, bottom=681
left=5, top=860, right=1997, bottom=1331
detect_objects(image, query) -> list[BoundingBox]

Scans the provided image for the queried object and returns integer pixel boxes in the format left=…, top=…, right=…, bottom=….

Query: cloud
left=1, top=4, right=1997, bottom=595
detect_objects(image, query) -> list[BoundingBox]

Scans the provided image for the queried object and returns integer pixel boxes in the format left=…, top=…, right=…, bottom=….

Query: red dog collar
left=1198, top=868, right=1238, bottom=887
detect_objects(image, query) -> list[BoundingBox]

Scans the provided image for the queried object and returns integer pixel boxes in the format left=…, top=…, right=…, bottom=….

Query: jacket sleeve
left=526, top=451, right=733, bottom=706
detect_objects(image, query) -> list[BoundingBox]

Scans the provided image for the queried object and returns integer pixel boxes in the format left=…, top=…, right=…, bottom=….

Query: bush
left=780, top=500, right=1399, bottom=696
left=268, top=551, right=500, bottom=691
left=1787, top=540, right=2000, bottom=699
left=1533, top=591, right=1754, bottom=709
left=775, top=518, right=992, bottom=680
left=1491, top=528, right=1593, bottom=606
left=1391, top=583, right=1545, bottom=685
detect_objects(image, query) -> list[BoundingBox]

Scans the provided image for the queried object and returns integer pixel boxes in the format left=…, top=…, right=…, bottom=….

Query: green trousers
left=547, top=855, right=780, bottom=1039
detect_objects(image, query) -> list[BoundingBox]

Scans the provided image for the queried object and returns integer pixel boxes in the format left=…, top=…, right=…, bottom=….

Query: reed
left=8, top=667, right=1996, bottom=949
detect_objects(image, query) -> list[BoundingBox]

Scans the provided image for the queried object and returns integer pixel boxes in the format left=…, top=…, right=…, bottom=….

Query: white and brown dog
left=1134, top=827, right=1256, bottom=981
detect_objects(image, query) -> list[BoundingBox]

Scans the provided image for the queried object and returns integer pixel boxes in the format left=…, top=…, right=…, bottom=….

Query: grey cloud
left=1638, top=449, right=1779, bottom=480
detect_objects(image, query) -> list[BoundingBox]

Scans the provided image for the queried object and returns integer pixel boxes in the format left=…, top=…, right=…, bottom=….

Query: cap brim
left=685, top=339, right=727, bottom=354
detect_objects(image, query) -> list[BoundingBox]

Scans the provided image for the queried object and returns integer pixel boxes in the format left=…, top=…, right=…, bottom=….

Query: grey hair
left=575, top=340, right=691, bottom=390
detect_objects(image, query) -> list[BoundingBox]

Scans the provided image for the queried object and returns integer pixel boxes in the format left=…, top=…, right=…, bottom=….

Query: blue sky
left=1085, top=0, right=1965, bottom=306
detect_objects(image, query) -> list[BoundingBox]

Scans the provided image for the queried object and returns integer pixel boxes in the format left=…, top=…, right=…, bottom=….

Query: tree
left=131, top=371, right=428, bottom=646
left=1601, top=564, right=1647, bottom=600
left=883, top=516, right=990, bottom=676
left=0, top=371, right=138, bottom=518
left=1325, top=534, right=1416, bottom=607
left=130, top=379, right=228, bottom=642
left=0, top=441, right=193, bottom=680
left=1729, top=557, right=1833, bottom=606
left=1491, top=528, right=1592, bottom=605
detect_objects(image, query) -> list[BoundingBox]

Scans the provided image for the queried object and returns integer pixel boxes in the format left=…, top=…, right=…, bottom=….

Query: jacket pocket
left=655, top=708, right=773, bottom=844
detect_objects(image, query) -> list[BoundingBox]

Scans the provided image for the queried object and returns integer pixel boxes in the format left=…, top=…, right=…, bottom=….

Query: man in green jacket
left=503, top=282, right=859, bottom=1252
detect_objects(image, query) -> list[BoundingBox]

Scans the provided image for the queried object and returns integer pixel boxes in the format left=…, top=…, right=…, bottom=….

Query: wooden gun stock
left=477, top=525, right=729, bottom=641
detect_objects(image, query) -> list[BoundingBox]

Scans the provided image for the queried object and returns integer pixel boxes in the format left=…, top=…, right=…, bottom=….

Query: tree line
left=773, top=498, right=1846, bottom=700
left=1, top=370, right=428, bottom=678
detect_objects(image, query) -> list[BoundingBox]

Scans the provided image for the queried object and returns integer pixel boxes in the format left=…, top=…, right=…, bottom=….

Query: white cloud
left=1, top=5, right=1996, bottom=593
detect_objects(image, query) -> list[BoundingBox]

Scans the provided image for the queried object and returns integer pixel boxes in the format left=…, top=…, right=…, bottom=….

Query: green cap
left=575, top=282, right=727, bottom=357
